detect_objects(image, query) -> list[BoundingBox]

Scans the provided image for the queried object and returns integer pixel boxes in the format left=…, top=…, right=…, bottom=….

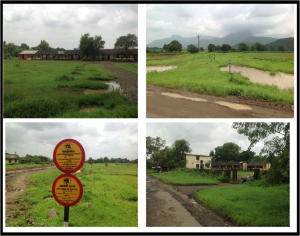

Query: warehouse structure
left=18, top=49, right=138, bottom=61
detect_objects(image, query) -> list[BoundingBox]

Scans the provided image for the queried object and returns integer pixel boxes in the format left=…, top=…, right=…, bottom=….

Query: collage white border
left=2, top=3, right=298, bottom=234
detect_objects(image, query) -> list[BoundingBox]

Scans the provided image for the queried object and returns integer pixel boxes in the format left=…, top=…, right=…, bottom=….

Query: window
left=209, top=161, right=211, bottom=164
left=196, top=164, right=199, bottom=169
left=9, top=159, right=11, bottom=163
left=196, top=156, right=199, bottom=160
left=200, top=160, right=203, bottom=164
left=206, top=164, right=210, bottom=168
left=15, top=159, right=17, bottom=163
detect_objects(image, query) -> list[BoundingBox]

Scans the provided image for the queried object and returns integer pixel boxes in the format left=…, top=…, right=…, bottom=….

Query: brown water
left=147, top=65, right=177, bottom=73
left=220, top=65, right=294, bottom=89
left=161, top=92, right=252, bottom=110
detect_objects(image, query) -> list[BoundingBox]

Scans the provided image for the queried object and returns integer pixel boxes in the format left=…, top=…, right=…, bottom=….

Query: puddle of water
left=147, top=65, right=177, bottom=73
left=220, top=65, right=294, bottom=89
left=215, top=101, right=252, bottom=110
left=83, top=82, right=122, bottom=94
left=161, top=93, right=207, bottom=102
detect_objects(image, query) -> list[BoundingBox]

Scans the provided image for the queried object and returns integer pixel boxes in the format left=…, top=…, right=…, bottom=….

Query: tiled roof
left=19, top=50, right=38, bottom=54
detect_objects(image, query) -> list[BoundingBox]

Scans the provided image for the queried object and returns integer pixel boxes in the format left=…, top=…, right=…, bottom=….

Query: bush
left=105, top=162, right=109, bottom=167
left=187, top=44, right=199, bottom=54
left=217, top=172, right=229, bottom=183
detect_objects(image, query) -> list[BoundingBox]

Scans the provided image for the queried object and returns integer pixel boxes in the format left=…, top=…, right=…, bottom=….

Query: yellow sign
left=53, top=139, right=85, bottom=173
left=52, top=174, right=83, bottom=207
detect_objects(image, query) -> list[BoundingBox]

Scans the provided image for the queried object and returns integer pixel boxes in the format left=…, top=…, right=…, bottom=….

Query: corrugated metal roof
left=19, top=50, right=38, bottom=54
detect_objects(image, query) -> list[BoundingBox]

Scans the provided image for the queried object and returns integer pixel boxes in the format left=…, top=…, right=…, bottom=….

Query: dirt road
left=100, top=61, right=138, bottom=104
left=147, top=85, right=294, bottom=118
left=146, top=174, right=238, bottom=227
left=5, top=166, right=57, bottom=224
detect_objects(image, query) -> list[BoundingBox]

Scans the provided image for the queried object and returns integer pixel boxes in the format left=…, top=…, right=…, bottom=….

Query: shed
left=18, top=50, right=38, bottom=60
left=5, top=153, right=20, bottom=164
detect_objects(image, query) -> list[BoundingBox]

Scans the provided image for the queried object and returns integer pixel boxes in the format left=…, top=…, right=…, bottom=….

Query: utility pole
left=197, top=34, right=201, bottom=50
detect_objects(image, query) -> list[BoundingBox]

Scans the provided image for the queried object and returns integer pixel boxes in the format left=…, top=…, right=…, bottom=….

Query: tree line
left=3, top=33, right=137, bottom=58
left=146, top=136, right=192, bottom=169
left=86, top=157, right=138, bottom=164
left=19, top=154, right=51, bottom=164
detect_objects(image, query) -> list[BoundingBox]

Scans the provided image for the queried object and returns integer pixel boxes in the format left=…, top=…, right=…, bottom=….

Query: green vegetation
left=3, top=60, right=137, bottom=118
left=266, top=38, right=294, bottom=51
left=6, top=163, right=138, bottom=227
left=237, top=170, right=254, bottom=178
left=194, top=180, right=289, bottom=226
left=6, top=163, right=52, bottom=169
left=114, top=63, right=138, bottom=74
left=152, top=169, right=220, bottom=185
left=147, top=52, right=294, bottom=104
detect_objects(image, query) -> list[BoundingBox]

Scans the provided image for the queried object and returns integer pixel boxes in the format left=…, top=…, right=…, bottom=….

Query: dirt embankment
left=100, top=61, right=138, bottom=104
left=5, top=166, right=57, bottom=225
left=147, top=84, right=294, bottom=118
left=146, top=174, right=239, bottom=227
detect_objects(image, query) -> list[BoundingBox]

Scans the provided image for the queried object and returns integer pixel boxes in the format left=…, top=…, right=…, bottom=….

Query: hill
left=148, top=30, right=278, bottom=49
left=266, top=37, right=294, bottom=51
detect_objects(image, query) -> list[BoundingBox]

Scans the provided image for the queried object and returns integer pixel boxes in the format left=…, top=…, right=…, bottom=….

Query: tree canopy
left=167, top=40, right=182, bottom=52
left=207, top=44, right=216, bottom=52
left=238, top=43, right=249, bottom=51
left=212, top=142, right=241, bottom=162
left=187, top=44, right=199, bottom=53
left=232, top=122, right=290, bottom=185
left=38, top=40, right=50, bottom=50
left=79, top=33, right=105, bottom=57
left=114, top=34, right=138, bottom=51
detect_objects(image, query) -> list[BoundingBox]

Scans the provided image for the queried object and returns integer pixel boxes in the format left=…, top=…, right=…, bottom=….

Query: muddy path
left=147, top=84, right=294, bottom=118
left=100, top=61, right=138, bottom=104
left=146, top=174, right=238, bottom=227
left=5, top=166, right=57, bottom=224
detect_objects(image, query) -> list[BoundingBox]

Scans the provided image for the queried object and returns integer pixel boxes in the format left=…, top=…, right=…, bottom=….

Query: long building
left=18, top=49, right=138, bottom=61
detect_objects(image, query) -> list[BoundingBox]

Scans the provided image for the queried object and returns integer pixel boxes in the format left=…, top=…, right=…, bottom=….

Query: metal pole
left=64, top=206, right=69, bottom=227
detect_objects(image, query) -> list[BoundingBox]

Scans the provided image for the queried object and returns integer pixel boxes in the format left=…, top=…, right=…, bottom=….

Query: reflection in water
left=220, top=65, right=294, bottom=89
left=147, top=65, right=177, bottom=73
left=83, top=81, right=122, bottom=94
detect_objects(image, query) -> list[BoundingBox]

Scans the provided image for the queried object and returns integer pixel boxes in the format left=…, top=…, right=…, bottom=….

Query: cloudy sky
left=147, top=4, right=295, bottom=44
left=146, top=122, right=282, bottom=157
left=5, top=122, right=138, bottom=161
left=3, top=4, right=138, bottom=49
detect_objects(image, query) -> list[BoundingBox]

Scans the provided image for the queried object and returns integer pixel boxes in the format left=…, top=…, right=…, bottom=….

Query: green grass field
left=6, top=163, right=138, bottom=227
left=147, top=51, right=294, bottom=104
left=3, top=60, right=137, bottom=118
left=5, top=163, right=53, bottom=169
left=114, top=63, right=138, bottom=74
left=194, top=180, right=289, bottom=227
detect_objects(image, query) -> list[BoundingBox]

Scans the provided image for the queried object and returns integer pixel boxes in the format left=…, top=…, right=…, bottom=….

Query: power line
left=170, top=123, right=201, bottom=143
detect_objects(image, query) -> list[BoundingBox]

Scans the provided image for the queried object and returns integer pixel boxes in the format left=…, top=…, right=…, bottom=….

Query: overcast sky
left=147, top=4, right=295, bottom=44
left=146, top=122, right=280, bottom=157
left=3, top=4, right=138, bottom=49
left=5, top=122, right=138, bottom=160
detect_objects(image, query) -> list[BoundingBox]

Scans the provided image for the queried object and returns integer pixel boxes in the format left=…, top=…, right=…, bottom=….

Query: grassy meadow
left=6, top=163, right=138, bottom=227
left=150, top=169, right=289, bottom=226
left=147, top=51, right=294, bottom=104
left=194, top=180, right=290, bottom=227
left=3, top=60, right=137, bottom=118
left=114, top=63, right=138, bottom=74
left=5, top=163, right=53, bottom=169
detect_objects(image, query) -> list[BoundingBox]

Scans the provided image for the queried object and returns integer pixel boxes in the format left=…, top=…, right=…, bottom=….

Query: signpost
left=52, top=139, right=85, bottom=227
left=228, top=59, right=232, bottom=73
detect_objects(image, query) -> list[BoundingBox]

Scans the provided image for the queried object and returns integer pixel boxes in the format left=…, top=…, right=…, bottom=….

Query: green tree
left=278, top=45, right=285, bottom=51
left=103, top=156, right=109, bottom=163
left=216, top=45, right=222, bottom=51
left=269, top=44, right=275, bottom=51
left=238, top=150, right=256, bottom=162
left=114, top=34, right=138, bottom=51
left=38, top=40, right=50, bottom=50
left=167, top=40, right=182, bottom=52
left=20, top=43, right=29, bottom=49
left=171, top=139, right=192, bottom=168
left=146, top=136, right=166, bottom=156
left=163, top=44, right=168, bottom=51
left=6, top=43, right=15, bottom=56
left=232, top=122, right=290, bottom=185
left=187, top=44, right=199, bottom=53
left=79, top=33, right=105, bottom=57
left=213, top=142, right=241, bottom=162
left=221, top=44, right=231, bottom=52
left=207, top=44, right=216, bottom=52
left=238, top=43, right=249, bottom=51
left=199, top=47, right=204, bottom=51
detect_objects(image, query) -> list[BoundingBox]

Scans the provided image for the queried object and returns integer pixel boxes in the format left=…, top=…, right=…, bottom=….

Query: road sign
left=52, top=174, right=83, bottom=207
left=53, top=139, right=85, bottom=173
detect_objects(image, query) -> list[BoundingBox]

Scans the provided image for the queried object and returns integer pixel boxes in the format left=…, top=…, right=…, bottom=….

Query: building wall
left=186, top=154, right=212, bottom=169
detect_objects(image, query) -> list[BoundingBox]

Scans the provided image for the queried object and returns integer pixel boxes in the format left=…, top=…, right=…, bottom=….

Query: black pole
left=64, top=206, right=69, bottom=227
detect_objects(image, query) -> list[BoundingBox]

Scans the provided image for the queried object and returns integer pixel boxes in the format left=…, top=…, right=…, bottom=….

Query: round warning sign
left=53, top=139, right=85, bottom=173
left=52, top=174, right=83, bottom=207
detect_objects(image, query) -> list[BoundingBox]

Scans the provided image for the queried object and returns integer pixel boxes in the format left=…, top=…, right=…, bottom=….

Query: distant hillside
left=148, top=30, right=278, bottom=50
left=232, top=42, right=254, bottom=49
left=266, top=37, right=294, bottom=51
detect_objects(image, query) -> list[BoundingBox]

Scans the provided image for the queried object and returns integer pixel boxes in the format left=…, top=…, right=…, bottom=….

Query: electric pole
left=197, top=34, right=201, bottom=50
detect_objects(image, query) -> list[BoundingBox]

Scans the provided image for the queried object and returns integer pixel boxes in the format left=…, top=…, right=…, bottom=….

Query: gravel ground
left=100, top=61, right=138, bottom=104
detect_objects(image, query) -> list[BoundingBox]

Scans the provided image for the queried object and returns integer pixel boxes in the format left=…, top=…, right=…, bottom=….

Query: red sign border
left=53, top=139, right=85, bottom=173
left=52, top=173, right=83, bottom=207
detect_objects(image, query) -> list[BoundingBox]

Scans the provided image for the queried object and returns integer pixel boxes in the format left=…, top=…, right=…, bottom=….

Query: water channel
left=220, top=65, right=294, bottom=89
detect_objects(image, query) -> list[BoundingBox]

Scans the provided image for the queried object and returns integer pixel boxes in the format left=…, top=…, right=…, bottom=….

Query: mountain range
left=147, top=30, right=278, bottom=49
